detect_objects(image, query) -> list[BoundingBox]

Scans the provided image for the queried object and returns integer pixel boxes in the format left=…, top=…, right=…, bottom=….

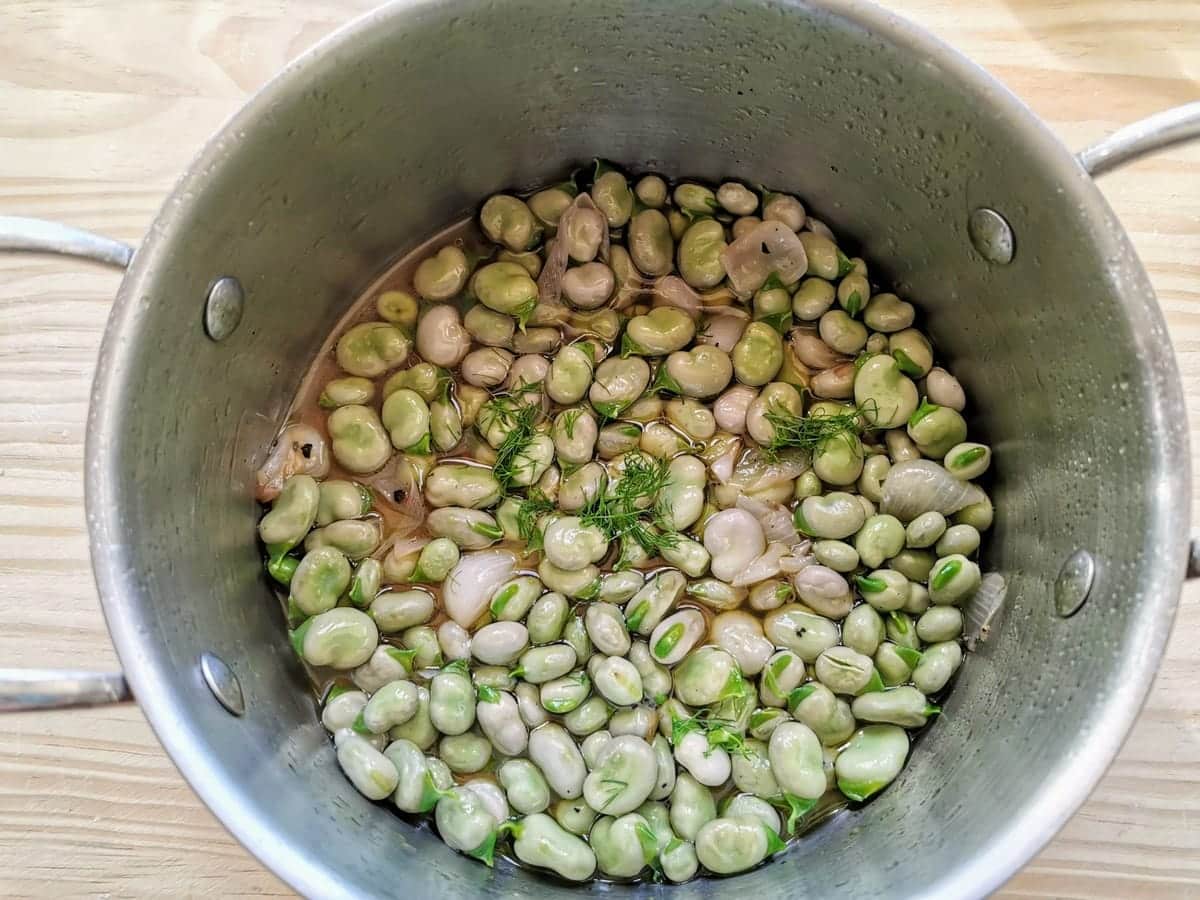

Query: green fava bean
left=543, top=516, right=609, bottom=571
left=907, top=402, right=968, bottom=459
left=874, top=642, right=919, bottom=687
left=336, top=734, right=400, bottom=801
left=819, top=309, right=868, bottom=355
left=584, top=734, right=658, bottom=816
left=524, top=591, right=569, bottom=644
left=413, top=245, right=470, bottom=301
left=888, top=327, right=933, bottom=378
left=347, top=558, right=382, bottom=609
left=678, top=219, right=727, bottom=290
left=430, top=662, right=476, bottom=736
left=658, top=538, right=710, bottom=579
left=319, top=376, right=375, bottom=409
left=592, top=168, right=635, bottom=227
left=913, top=640, right=963, bottom=694
left=863, top=292, right=915, bottom=333
left=529, top=723, right=587, bottom=799
left=513, top=812, right=597, bottom=881
left=540, top=670, right=592, bottom=714
left=481, top=194, right=541, bottom=251
left=661, top=839, right=700, bottom=883
left=731, top=737, right=782, bottom=799
left=768, top=720, right=831, bottom=802
left=304, top=518, right=381, bottom=559
left=672, top=647, right=742, bottom=706
left=669, top=773, right=717, bottom=841
left=917, top=605, right=964, bottom=643
left=842, top=603, right=886, bottom=656
left=385, top=738, right=442, bottom=813
left=389, top=685, right=437, bottom=750
left=376, top=290, right=419, bottom=329
left=552, top=407, right=599, bottom=467
left=360, top=680, right=419, bottom=734
left=413, top=537, right=460, bottom=583
left=954, top=494, right=994, bottom=531
left=316, top=479, right=372, bottom=527
left=732, top=322, right=784, bottom=387
left=439, top=731, right=493, bottom=774
left=591, top=813, right=653, bottom=879
left=402, top=625, right=443, bottom=669
left=624, top=307, right=696, bottom=357
left=429, top=399, right=463, bottom=452
left=539, top=560, right=601, bottom=600
left=426, top=508, right=502, bottom=549
left=290, top=547, right=351, bottom=616
left=929, top=553, right=982, bottom=605
left=905, top=510, right=947, bottom=548
left=629, top=209, right=675, bottom=276
left=855, top=354, right=919, bottom=429
left=673, top=182, right=718, bottom=215
left=666, top=397, right=717, bottom=440
left=936, top=523, right=981, bottom=557
left=336, top=322, right=410, bottom=378
left=813, top=429, right=864, bottom=485
left=696, top=815, right=781, bottom=875
left=902, top=580, right=932, bottom=614
left=663, top=345, right=734, bottom=400
left=598, top=570, right=644, bottom=605
left=814, top=646, right=881, bottom=696
left=589, top=357, right=651, bottom=418
left=464, top=303, right=516, bottom=347
left=793, top=277, right=835, bottom=321
left=852, top=685, right=938, bottom=728
left=855, top=514, right=906, bottom=568
left=885, top=611, right=921, bottom=651
left=635, top=174, right=668, bottom=208
left=499, top=759, right=552, bottom=814
left=858, top=453, right=891, bottom=502
left=758, top=650, right=806, bottom=708
left=763, top=605, right=840, bottom=662
left=945, top=441, right=992, bottom=480
left=591, top=656, right=644, bottom=707
left=435, top=786, right=499, bottom=859
left=745, top=382, right=803, bottom=446
left=547, top=345, right=595, bottom=405
left=259, top=474, right=319, bottom=550
left=473, top=261, right=539, bottom=323
left=836, top=724, right=910, bottom=801
left=813, top=540, right=860, bottom=573
left=529, top=185, right=575, bottom=227
left=292, top=607, right=378, bottom=670
left=516, top=644, right=578, bottom=684
left=328, top=405, right=392, bottom=474
left=625, top=570, right=686, bottom=636
left=488, top=575, right=541, bottom=622
left=856, top=568, right=911, bottom=613
left=796, top=491, right=866, bottom=539
left=563, top=695, right=611, bottom=736
left=562, top=613, right=593, bottom=667
left=384, top=362, right=444, bottom=402
left=723, top=794, right=782, bottom=835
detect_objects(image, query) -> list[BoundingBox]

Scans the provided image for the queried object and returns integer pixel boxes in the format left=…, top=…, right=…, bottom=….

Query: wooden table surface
left=1, top=1, right=1197, bottom=896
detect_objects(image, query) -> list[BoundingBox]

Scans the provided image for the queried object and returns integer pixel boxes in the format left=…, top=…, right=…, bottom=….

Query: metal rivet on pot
left=1054, top=549, right=1095, bottom=618
left=200, top=652, right=245, bottom=716
left=204, top=276, right=244, bottom=341
left=968, top=208, right=1015, bottom=265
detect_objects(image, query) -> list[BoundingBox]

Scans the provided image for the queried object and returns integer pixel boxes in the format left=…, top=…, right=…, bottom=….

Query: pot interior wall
left=89, top=1, right=1187, bottom=897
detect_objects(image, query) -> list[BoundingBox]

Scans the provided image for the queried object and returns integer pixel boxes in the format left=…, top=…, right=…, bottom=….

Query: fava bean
left=835, top=724, right=909, bottom=801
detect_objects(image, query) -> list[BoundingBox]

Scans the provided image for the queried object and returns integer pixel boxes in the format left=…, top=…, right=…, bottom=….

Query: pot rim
left=83, top=1, right=1189, bottom=897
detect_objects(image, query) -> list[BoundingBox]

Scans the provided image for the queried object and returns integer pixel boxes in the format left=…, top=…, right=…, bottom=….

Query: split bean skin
left=261, top=163, right=996, bottom=884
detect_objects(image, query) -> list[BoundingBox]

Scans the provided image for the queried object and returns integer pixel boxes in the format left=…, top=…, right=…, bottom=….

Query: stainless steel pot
left=2, top=1, right=1198, bottom=896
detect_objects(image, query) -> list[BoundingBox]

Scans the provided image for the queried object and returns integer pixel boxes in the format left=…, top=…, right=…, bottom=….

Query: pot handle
left=1077, top=101, right=1200, bottom=177
left=0, top=217, right=134, bottom=710
left=0, top=216, right=134, bottom=268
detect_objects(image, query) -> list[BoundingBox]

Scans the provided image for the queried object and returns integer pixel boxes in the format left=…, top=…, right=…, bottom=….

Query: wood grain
left=0, top=1, right=1196, bottom=896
